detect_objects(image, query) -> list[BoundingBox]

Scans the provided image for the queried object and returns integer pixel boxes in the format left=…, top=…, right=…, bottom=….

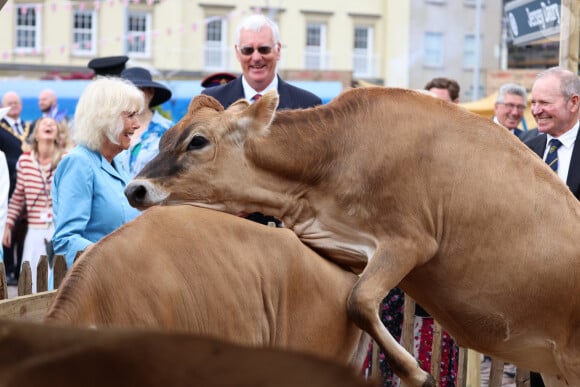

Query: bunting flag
left=2, top=1, right=253, bottom=58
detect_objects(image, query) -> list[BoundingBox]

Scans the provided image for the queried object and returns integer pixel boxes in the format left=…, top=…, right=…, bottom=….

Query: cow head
left=125, top=90, right=283, bottom=218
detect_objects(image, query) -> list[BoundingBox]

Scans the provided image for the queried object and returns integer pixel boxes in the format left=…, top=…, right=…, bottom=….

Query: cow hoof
left=422, top=374, right=436, bottom=387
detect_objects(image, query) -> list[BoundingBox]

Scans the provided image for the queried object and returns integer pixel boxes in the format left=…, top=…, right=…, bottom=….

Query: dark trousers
left=530, top=372, right=545, bottom=387
left=3, top=216, right=26, bottom=280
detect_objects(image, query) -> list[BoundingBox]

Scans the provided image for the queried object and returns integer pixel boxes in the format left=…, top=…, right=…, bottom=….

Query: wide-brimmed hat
left=120, top=67, right=172, bottom=107
left=88, top=55, right=129, bottom=77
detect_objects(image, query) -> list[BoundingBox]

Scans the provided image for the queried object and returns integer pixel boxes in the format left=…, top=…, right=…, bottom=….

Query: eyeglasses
left=238, top=45, right=274, bottom=56
left=499, top=103, right=526, bottom=112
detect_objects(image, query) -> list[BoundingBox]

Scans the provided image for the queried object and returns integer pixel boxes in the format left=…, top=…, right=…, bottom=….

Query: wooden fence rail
left=0, top=254, right=531, bottom=387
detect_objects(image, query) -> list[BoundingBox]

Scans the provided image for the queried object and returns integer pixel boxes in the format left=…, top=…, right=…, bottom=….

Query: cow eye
left=187, top=135, right=209, bottom=151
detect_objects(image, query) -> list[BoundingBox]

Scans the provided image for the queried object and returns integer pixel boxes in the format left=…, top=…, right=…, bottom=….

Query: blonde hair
left=73, top=77, right=144, bottom=150
left=30, top=116, right=65, bottom=169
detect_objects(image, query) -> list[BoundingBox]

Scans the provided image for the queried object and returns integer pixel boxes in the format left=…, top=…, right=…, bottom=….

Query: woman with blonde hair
left=51, top=77, right=143, bottom=274
left=2, top=117, right=65, bottom=292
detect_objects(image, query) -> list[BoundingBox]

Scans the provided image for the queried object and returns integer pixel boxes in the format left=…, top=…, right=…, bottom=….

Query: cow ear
left=228, top=99, right=251, bottom=113
left=188, top=94, right=225, bottom=115
left=240, top=90, right=278, bottom=137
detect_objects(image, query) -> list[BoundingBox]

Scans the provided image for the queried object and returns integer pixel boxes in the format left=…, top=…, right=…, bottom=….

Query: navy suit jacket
left=525, top=132, right=580, bottom=200
left=0, top=118, right=31, bottom=196
left=201, top=76, right=322, bottom=110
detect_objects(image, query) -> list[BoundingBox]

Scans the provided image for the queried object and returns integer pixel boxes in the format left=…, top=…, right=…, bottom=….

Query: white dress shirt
left=544, top=121, right=579, bottom=183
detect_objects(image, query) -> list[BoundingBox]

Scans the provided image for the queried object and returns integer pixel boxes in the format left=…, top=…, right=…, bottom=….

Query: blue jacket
left=51, top=145, right=140, bottom=268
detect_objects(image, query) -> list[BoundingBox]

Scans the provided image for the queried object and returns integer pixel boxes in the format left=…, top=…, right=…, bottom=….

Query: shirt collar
left=547, top=120, right=579, bottom=149
left=241, top=75, right=278, bottom=102
left=4, top=117, right=18, bottom=127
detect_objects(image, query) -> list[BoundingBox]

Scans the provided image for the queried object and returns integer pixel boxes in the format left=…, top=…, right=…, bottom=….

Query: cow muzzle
left=125, top=179, right=170, bottom=209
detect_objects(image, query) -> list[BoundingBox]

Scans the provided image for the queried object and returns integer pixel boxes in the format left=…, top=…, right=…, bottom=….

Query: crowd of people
left=0, top=13, right=578, bottom=387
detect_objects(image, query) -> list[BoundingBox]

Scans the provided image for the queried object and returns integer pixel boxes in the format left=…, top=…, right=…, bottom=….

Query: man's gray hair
left=496, top=83, right=527, bottom=103
left=535, top=66, right=580, bottom=100
left=235, top=14, right=280, bottom=48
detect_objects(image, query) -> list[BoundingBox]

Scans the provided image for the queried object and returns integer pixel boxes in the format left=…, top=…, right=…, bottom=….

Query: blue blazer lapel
left=100, top=155, right=129, bottom=184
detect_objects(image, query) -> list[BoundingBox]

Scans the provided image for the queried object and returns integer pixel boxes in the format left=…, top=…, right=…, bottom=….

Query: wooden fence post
left=18, top=261, right=32, bottom=296
left=430, top=320, right=443, bottom=383
left=53, top=254, right=67, bottom=289
left=0, top=261, right=6, bottom=300
left=37, top=255, right=49, bottom=293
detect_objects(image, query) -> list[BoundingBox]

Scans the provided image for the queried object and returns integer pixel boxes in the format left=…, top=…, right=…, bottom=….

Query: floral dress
left=364, top=288, right=459, bottom=387
left=122, top=110, right=174, bottom=178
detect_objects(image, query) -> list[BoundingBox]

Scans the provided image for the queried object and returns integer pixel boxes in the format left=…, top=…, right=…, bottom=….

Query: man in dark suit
left=524, top=67, right=580, bottom=387
left=0, top=91, right=31, bottom=284
left=202, top=14, right=322, bottom=226
left=202, top=14, right=322, bottom=110
left=525, top=67, right=580, bottom=200
left=493, top=82, right=538, bottom=142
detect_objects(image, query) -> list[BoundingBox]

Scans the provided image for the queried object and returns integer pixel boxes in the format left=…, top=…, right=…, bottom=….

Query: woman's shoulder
left=16, top=151, right=34, bottom=165
left=56, top=146, right=100, bottom=173
left=61, top=145, right=99, bottom=161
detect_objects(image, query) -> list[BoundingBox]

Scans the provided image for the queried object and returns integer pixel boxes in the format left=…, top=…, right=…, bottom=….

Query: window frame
left=305, top=22, right=328, bottom=70
left=423, top=31, right=444, bottom=68
left=203, top=17, right=229, bottom=71
left=126, top=11, right=152, bottom=58
left=15, top=3, right=42, bottom=54
left=72, top=9, right=97, bottom=56
left=352, top=25, right=376, bottom=78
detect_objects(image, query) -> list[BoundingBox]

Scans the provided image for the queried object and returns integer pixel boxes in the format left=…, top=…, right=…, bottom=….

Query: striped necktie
left=545, top=138, right=562, bottom=172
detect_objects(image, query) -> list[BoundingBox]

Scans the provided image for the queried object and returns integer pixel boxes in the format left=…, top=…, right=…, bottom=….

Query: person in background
left=51, top=77, right=142, bottom=272
left=525, top=66, right=580, bottom=387
left=202, top=13, right=321, bottom=226
left=0, top=91, right=31, bottom=285
left=493, top=82, right=537, bottom=141
left=424, top=77, right=460, bottom=103
left=37, top=89, right=68, bottom=123
left=2, top=117, right=65, bottom=292
left=0, top=151, right=8, bottom=265
left=201, top=72, right=238, bottom=88
left=202, top=14, right=321, bottom=110
left=120, top=67, right=174, bottom=177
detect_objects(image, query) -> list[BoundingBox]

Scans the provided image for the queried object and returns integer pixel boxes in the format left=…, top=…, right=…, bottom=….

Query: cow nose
left=125, top=183, right=148, bottom=205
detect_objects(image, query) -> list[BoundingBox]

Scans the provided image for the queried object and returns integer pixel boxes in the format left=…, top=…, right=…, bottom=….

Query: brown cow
left=125, top=88, right=580, bottom=387
left=44, top=205, right=368, bottom=371
left=0, top=319, right=375, bottom=387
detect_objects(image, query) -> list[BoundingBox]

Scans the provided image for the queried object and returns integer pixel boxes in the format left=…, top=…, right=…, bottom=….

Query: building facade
left=0, top=0, right=503, bottom=101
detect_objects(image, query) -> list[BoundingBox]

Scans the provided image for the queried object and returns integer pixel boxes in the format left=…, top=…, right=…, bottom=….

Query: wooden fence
left=0, top=255, right=530, bottom=387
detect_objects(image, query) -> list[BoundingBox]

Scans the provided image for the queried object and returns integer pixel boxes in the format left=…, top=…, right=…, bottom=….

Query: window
left=16, top=4, right=41, bottom=53
left=423, top=32, right=443, bottom=68
left=353, top=25, right=375, bottom=78
left=463, top=34, right=476, bottom=69
left=204, top=18, right=228, bottom=70
left=305, top=23, right=328, bottom=70
left=73, top=10, right=96, bottom=55
left=127, top=12, right=151, bottom=57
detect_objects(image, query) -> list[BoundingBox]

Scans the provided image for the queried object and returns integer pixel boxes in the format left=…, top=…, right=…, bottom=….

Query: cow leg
left=346, top=244, right=435, bottom=387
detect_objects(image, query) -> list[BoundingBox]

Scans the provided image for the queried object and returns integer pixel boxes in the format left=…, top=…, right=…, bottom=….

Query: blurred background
left=0, top=0, right=577, bottom=127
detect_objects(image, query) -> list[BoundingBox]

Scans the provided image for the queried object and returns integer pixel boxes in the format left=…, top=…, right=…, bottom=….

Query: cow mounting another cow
left=44, top=205, right=369, bottom=371
left=125, top=88, right=580, bottom=387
